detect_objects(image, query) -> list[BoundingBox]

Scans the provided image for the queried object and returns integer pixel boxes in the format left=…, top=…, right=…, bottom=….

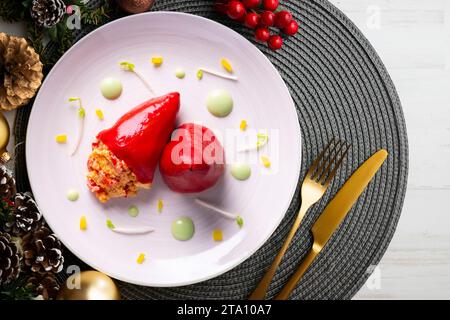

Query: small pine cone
left=30, top=0, right=67, bottom=28
left=26, top=272, right=60, bottom=300
left=0, top=32, right=44, bottom=110
left=0, top=165, right=16, bottom=200
left=22, top=226, right=64, bottom=274
left=0, top=232, right=21, bottom=286
left=7, top=192, right=43, bottom=236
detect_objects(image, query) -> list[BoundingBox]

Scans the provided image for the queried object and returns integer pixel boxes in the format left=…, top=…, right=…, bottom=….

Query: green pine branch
left=0, top=1, right=25, bottom=22
left=24, top=1, right=113, bottom=70
left=0, top=199, right=14, bottom=231
left=0, top=277, right=37, bottom=300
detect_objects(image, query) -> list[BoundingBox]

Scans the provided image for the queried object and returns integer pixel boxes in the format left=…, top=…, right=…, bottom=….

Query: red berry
left=243, top=0, right=260, bottom=9
left=227, top=1, right=246, bottom=20
left=283, top=19, right=299, bottom=36
left=255, top=28, right=270, bottom=42
left=274, top=10, right=292, bottom=28
left=262, top=0, right=278, bottom=11
left=245, top=13, right=260, bottom=29
left=237, top=13, right=247, bottom=23
left=214, top=1, right=229, bottom=14
left=268, top=35, right=283, bottom=50
left=260, top=11, right=275, bottom=27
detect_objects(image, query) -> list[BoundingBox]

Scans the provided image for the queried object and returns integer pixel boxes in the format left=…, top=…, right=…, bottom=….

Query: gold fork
left=249, top=138, right=351, bottom=300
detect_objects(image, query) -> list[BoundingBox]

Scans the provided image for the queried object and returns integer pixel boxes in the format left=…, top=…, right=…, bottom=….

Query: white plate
left=26, top=12, right=301, bottom=287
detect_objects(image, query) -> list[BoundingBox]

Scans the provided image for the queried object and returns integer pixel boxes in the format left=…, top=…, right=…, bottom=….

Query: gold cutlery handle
left=249, top=204, right=310, bottom=300
left=275, top=249, right=318, bottom=300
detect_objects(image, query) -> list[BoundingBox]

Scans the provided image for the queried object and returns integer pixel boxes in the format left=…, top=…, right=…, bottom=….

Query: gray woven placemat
left=14, top=0, right=408, bottom=300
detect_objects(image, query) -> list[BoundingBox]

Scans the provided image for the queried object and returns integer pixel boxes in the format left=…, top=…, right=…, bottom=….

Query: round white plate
left=26, top=12, right=301, bottom=287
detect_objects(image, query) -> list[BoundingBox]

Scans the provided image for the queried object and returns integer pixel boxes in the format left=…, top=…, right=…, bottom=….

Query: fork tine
left=315, top=140, right=346, bottom=182
left=307, top=138, right=338, bottom=177
left=311, top=138, right=343, bottom=181
left=321, top=143, right=351, bottom=186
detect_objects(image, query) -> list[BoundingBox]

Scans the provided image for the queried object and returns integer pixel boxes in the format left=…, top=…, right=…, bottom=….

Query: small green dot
left=66, top=189, right=79, bottom=201
left=175, top=68, right=186, bottom=79
left=100, top=77, right=122, bottom=100
left=206, top=89, right=233, bottom=117
left=128, top=205, right=139, bottom=217
left=231, top=163, right=251, bottom=181
left=171, top=216, right=195, bottom=241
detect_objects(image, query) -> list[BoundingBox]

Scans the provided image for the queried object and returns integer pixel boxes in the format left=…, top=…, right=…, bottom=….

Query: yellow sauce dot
left=212, top=229, right=223, bottom=242
left=157, top=199, right=163, bottom=213
left=240, top=120, right=247, bottom=131
left=151, top=56, right=163, bottom=67
left=136, top=253, right=145, bottom=264
left=80, top=216, right=87, bottom=230
left=261, top=156, right=271, bottom=168
left=221, top=58, right=233, bottom=73
left=55, top=134, right=67, bottom=143
left=95, top=109, right=104, bottom=120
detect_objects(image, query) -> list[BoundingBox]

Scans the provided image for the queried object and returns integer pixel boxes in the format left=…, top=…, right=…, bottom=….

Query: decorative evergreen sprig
left=0, top=198, right=14, bottom=231
left=0, top=277, right=37, bottom=300
left=0, top=1, right=26, bottom=22
left=75, top=0, right=113, bottom=26
left=1, top=0, right=115, bottom=71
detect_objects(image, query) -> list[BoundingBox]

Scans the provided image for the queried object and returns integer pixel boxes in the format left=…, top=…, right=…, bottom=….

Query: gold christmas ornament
left=0, top=32, right=43, bottom=111
left=57, top=270, right=121, bottom=300
left=116, top=0, right=155, bottom=14
left=0, top=112, right=10, bottom=163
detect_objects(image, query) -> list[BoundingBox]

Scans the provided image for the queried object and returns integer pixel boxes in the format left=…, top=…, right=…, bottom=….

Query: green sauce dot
left=231, top=163, right=251, bottom=181
left=66, top=189, right=79, bottom=201
left=206, top=89, right=233, bottom=117
left=175, top=68, right=186, bottom=79
left=171, top=216, right=195, bottom=241
left=100, top=77, right=122, bottom=100
left=128, top=205, right=139, bottom=217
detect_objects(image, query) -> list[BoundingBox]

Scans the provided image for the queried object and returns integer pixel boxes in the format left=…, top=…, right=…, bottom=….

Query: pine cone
left=22, top=226, right=64, bottom=274
left=30, top=0, right=66, bottom=28
left=0, top=32, right=43, bottom=110
left=6, top=192, right=43, bottom=236
left=26, top=272, right=60, bottom=300
left=0, top=166, right=16, bottom=200
left=0, top=232, right=20, bottom=286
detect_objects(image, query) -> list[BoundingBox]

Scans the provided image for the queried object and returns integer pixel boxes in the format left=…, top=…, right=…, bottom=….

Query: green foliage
left=0, top=1, right=26, bottom=22
left=0, top=199, right=14, bottom=230
left=0, top=277, right=37, bottom=300
left=76, top=0, right=113, bottom=26
left=1, top=0, right=114, bottom=71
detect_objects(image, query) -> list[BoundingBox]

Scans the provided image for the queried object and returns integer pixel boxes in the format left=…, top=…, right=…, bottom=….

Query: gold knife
left=275, top=149, right=388, bottom=300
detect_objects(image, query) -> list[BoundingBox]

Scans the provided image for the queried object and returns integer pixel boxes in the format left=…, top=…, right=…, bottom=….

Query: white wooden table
left=1, top=0, right=448, bottom=299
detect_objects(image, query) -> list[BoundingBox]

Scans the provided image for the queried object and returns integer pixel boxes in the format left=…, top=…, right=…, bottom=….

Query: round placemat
left=14, top=0, right=408, bottom=300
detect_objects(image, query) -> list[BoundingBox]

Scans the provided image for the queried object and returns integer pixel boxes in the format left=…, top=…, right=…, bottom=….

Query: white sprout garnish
left=195, top=199, right=244, bottom=228
left=238, top=132, right=269, bottom=152
left=197, top=67, right=238, bottom=81
left=68, top=97, right=85, bottom=156
left=110, top=226, right=155, bottom=235
left=120, top=61, right=155, bottom=95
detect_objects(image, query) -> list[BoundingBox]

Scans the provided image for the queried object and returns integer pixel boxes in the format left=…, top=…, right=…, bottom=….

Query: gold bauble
left=57, top=271, right=121, bottom=300
left=116, top=0, right=155, bottom=14
left=0, top=112, right=10, bottom=163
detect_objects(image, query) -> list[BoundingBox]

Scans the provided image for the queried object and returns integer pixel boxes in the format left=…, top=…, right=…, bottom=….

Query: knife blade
left=275, top=149, right=388, bottom=300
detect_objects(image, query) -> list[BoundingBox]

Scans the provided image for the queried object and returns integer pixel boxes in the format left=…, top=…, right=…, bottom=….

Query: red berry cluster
left=214, top=0, right=299, bottom=50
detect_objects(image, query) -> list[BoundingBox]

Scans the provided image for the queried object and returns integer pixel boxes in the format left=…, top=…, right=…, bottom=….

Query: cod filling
left=86, top=141, right=149, bottom=203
